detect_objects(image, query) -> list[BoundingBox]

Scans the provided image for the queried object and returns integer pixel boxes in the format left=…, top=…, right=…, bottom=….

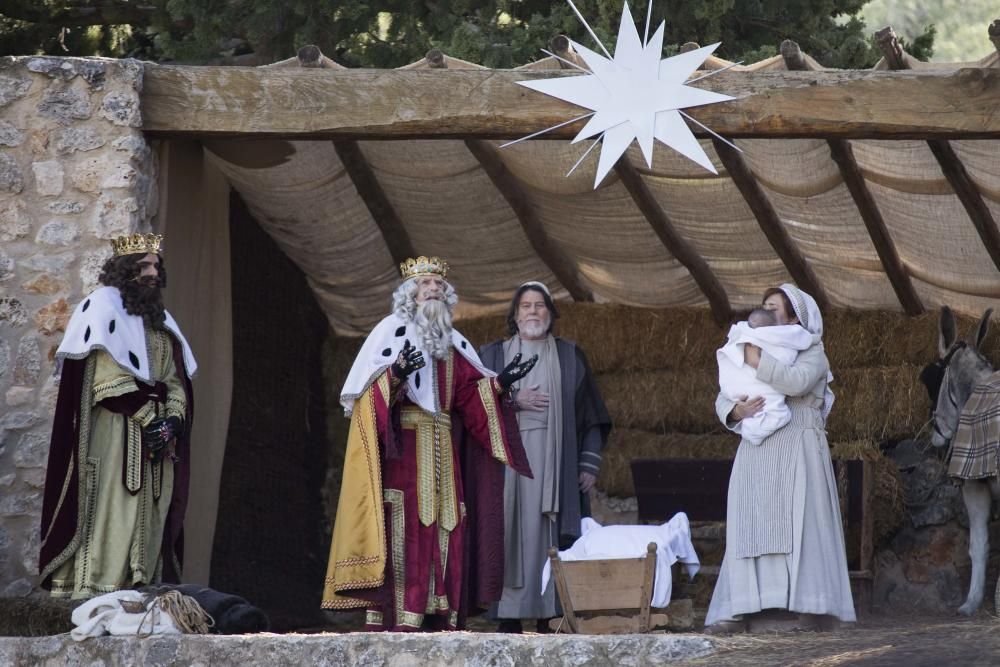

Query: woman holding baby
left=705, top=284, right=855, bottom=632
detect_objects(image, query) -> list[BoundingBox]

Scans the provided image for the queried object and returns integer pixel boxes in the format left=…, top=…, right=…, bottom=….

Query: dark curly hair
left=98, top=253, right=168, bottom=329
left=506, top=284, right=560, bottom=336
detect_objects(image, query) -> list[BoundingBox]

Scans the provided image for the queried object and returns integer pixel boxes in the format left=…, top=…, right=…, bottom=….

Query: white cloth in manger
left=540, top=513, right=700, bottom=609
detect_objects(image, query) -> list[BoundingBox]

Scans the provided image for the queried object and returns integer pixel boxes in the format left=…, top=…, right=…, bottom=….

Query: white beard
left=415, top=299, right=453, bottom=360
left=518, top=315, right=550, bottom=339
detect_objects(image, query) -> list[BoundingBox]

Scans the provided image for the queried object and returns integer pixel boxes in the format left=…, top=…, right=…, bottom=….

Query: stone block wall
left=0, top=56, right=154, bottom=596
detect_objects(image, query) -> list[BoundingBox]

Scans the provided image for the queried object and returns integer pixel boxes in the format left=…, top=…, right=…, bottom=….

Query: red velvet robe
left=356, top=349, right=530, bottom=631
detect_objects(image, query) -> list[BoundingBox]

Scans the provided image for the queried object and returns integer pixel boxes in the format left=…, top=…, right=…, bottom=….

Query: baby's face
left=748, top=312, right=776, bottom=329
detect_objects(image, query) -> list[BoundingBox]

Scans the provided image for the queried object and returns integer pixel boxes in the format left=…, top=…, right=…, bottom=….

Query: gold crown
left=399, top=256, right=449, bottom=280
left=111, top=233, right=163, bottom=258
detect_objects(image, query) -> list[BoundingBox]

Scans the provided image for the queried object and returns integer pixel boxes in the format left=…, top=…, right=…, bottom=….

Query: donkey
left=928, top=306, right=1000, bottom=614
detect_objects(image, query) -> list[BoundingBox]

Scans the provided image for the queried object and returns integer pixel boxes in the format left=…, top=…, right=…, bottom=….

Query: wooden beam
left=331, top=141, right=417, bottom=266
left=827, top=139, right=924, bottom=314
left=779, top=39, right=808, bottom=71
left=614, top=159, right=733, bottom=325
left=782, top=38, right=923, bottom=312
left=141, top=66, right=1000, bottom=140
left=464, top=140, right=594, bottom=302
left=875, top=27, right=1000, bottom=275
left=712, top=138, right=829, bottom=310
left=875, top=27, right=908, bottom=70
left=549, top=35, right=586, bottom=70
left=928, top=139, right=1000, bottom=273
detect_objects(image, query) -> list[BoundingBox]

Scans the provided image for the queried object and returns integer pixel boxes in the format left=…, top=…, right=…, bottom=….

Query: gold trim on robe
left=400, top=408, right=458, bottom=532
left=321, top=380, right=388, bottom=609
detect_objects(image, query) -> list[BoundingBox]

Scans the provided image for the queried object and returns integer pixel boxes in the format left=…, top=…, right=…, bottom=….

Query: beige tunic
left=50, top=328, right=186, bottom=599
left=707, top=344, right=856, bottom=624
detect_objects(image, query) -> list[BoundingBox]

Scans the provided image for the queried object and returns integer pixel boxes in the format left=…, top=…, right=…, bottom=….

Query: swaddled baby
left=717, top=308, right=815, bottom=445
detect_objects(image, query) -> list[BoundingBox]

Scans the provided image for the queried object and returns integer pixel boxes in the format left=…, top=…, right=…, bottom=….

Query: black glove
left=142, top=416, right=183, bottom=462
left=498, top=353, right=538, bottom=390
left=391, top=340, right=425, bottom=380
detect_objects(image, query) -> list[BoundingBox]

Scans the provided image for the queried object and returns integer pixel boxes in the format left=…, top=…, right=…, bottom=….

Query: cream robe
left=707, top=343, right=856, bottom=624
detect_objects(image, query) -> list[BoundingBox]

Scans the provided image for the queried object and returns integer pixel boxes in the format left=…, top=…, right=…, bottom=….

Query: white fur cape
left=340, top=313, right=494, bottom=415
left=56, top=286, right=197, bottom=383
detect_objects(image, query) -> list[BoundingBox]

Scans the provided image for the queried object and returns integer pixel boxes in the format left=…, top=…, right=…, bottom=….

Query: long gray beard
left=415, top=300, right=453, bottom=360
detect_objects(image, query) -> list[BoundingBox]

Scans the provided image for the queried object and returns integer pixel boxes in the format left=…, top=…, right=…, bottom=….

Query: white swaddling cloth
left=717, top=321, right=816, bottom=445
left=540, top=514, right=700, bottom=609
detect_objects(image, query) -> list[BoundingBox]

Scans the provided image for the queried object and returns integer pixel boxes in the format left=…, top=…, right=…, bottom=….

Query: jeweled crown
left=399, top=256, right=449, bottom=280
left=111, top=233, right=163, bottom=258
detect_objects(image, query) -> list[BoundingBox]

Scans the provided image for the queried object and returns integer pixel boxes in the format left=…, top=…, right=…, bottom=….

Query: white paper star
left=512, top=1, right=736, bottom=188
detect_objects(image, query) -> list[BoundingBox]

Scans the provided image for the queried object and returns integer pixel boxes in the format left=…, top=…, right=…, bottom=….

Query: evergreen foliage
left=0, top=0, right=943, bottom=68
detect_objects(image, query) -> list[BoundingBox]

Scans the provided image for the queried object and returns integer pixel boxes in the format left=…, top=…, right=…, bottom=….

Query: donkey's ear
left=939, top=306, right=957, bottom=358
left=971, top=308, right=993, bottom=350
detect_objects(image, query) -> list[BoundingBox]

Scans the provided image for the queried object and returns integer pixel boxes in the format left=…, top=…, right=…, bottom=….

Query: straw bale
left=459, top=304, right=725, bottom=374
left=826, top=365, right=931, bottom=442
left=460, top=304, right=1000, bottom=374
left=598, top=370, right=724, bottom=435
left=830, top=440, right=905, bottom=545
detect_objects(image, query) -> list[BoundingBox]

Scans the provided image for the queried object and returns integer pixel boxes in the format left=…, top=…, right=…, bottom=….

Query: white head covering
left=776, top=283, right=834, bottom=419
left=778, top=283, right=822, bottom=335
left=519, top=281, right=551, bottom=297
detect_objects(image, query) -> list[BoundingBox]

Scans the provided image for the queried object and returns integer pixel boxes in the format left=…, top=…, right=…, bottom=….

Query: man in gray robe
left=480, top=282, right=611, bottom=633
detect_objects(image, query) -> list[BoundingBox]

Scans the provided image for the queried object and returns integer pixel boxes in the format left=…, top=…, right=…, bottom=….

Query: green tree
left=0, top=0, right=915, bottom=68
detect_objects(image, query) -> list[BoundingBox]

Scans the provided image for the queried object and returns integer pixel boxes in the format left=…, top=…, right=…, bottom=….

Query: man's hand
left=743, top=343, right=762, bottom=369
left=142, top=416, right=183, bottom=463
left=498, top=353, right=538, bottom=390
left=579, top=471, right=597, bottom=493
left=730, top=394, right=765, bottom=421
left=391, top=340, right=425, bottom=380
left=516, top=384, right=549, bottom=412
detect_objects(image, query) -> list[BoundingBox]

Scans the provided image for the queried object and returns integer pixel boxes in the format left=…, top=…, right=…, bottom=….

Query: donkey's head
left=929, top=306, right=994, bottom=448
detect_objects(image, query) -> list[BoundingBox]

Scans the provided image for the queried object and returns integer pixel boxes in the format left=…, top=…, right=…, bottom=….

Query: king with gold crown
left=39, top=232, right=198, bottom=599
left=323, top=256, right=538, bottom=631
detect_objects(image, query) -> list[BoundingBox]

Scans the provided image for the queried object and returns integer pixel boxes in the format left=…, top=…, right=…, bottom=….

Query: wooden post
left=548, top=547, right=579, bottom=633
left=779, top=40, right=808, bottom=71
left=990, top=20, right=1000, bottom=55
left=875, top=26, right=908, bottom=70
left=465, top=140, right=594, bottom=302
left=549, top=35, right=586, bottom=70
left=425, top=49, right=447, bottom=69
left=614, top=159, right=733, bottom=325
left=297, top=45, right=343, bottom=69
left=638, top=542, right=657, bottom=633
left=712, top=138, right=830, bottom=310
left=858, top=460, right=876, bottom=613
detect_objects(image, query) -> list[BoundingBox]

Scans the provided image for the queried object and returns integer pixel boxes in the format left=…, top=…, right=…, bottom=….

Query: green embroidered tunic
left=50, top=328, right=187, bottom=599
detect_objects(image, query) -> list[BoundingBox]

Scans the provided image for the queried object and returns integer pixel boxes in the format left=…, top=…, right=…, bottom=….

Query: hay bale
left=826, top=365, right=930, bottom=442
left=598, top=370, right=724, bottom=435
left=597, top=364, right=930, bottom=443
left=461, top=304, right=1000, bottom=372
left=460, top=304, right=726, bottom=374
left=830, top=440, right=905, bottom=547
left=597, top=430, right=739, bottom=497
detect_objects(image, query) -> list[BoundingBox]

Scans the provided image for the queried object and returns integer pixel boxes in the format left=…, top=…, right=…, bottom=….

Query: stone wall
left=0, top=56, right=153, bottom=596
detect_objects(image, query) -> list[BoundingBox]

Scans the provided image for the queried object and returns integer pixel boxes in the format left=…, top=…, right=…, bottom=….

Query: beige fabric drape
left=155, top=140, right=233, bottom=585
